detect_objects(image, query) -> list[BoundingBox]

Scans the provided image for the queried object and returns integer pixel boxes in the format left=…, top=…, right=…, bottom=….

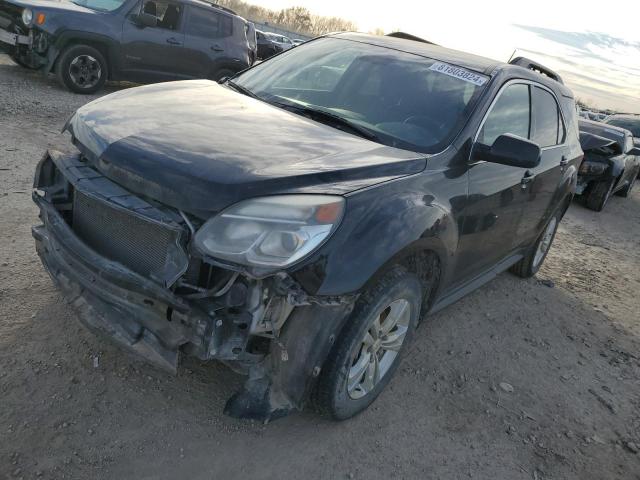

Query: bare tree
left=216, top=0, right=359, bottom=36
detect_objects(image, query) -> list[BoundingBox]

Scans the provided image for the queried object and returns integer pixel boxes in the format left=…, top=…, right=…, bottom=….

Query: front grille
left=72, top=191, right=180, bottom=279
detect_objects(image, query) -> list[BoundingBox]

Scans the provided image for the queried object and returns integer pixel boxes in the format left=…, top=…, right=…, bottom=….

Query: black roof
left=331, top=33, right=573, bottom=97
left=579, top=119, right=631, bottom=150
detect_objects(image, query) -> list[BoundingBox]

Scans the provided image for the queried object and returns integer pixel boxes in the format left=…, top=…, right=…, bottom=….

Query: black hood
left=67, top=80, right=427, bottom=217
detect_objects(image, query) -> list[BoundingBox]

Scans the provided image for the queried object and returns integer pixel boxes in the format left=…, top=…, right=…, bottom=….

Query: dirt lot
left=1, top=54, right=639, bottom=480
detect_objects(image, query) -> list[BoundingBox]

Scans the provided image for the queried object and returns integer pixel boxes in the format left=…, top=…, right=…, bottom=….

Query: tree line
left=215, top=1, right=360, bottom=36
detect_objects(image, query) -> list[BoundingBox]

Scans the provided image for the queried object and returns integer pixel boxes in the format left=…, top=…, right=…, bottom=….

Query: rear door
left=515, top=85, right=568, bottom=244
left=182, top=6, right=234, bottom=79
left=454, top=82, right=533, bottom=282
left=121, top=0, right=187, bottom=81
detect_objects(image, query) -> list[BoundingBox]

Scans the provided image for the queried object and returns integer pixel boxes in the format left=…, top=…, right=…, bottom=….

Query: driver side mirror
left=475, top=134, right=541, bottom=169
left=134, top=12, right=157, bottom=28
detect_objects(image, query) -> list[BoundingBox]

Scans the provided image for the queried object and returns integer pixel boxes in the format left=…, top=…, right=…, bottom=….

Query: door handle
left=166, top=37, right=181, bottom=45
left=211, top=44, right=224, bottom=52
left=521, top=170, right=535, bottom=189
left=560, top=156, right=568, bottom=171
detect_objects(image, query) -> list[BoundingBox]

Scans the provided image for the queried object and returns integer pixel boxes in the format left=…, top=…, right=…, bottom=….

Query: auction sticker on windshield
left=429, top=62, right=488, bottom=86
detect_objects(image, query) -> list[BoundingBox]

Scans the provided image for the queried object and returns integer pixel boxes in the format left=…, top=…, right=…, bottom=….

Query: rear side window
left=478, top=83, right=530, bottom=146
left=187, top=8, right=232, bottom=38
left=532, top=86, right=565, bottom=147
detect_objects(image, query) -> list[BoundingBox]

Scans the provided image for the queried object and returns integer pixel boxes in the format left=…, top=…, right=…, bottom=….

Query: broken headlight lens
left=194, top=195, right=345, bottom=269
left=579, top=161, right=608, bottom=175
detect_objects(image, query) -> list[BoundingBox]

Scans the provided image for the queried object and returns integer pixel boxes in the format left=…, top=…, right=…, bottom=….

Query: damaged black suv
left=32, top=34, right=582, bottom=421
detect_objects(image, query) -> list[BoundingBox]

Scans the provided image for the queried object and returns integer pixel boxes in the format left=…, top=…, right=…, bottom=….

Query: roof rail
left=386, top=32, right=436, bottom=45
left=509, top=56, right=563, bottom=84
left=198, top=1, right=237, bottom=15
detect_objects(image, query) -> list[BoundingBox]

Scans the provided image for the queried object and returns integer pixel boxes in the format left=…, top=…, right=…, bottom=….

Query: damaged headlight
left=194, top=195, right=345, bottom=269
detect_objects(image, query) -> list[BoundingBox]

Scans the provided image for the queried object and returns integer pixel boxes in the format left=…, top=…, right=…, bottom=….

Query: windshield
left=70, top=0, right=127, bottom=12
left=605, top=117, right=640, bottom=137
left=233, top=37, right=489, bottom=154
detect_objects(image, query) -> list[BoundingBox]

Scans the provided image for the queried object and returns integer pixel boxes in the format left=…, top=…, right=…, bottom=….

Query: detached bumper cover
left=32, top=194, right=211, bottom=373
left=0, top=27, right=30, bottom=46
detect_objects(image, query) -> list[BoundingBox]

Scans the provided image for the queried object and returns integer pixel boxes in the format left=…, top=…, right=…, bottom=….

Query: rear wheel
left=585, top=178, right=615, bottom=211
left=314, top=266, right=422, bottom=420
left=56, top=44, right=107, bottom=94
left=510, top=210, right=561, bottom=278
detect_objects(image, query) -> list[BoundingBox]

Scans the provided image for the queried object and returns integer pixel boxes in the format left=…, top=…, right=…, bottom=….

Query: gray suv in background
left=0, top=0, right=257, bottom=93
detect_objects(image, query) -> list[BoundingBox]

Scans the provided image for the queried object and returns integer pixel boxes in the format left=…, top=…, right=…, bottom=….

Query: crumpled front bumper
left=32, top=193, right=212, bottom=373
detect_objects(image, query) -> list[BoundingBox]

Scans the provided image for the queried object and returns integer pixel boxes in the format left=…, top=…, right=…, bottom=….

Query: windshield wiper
left=226, top=80, right=261, bottom=100
left=272, top=102, right=380, bottom=142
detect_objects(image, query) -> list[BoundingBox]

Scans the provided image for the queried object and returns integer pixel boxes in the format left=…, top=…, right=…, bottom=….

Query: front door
left=515, top=85, right=568, bottom=245
left=454, top=82, right=534, bottom=283
left=120, top=0, right=186, bottom=82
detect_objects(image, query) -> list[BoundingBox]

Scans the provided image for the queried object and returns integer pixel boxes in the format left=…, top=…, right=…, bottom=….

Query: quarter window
left=532, top=86, right=564, bottom=147
left=187, top=8, right=233, bottom=38
left=478, top=83, right=531, bottom=146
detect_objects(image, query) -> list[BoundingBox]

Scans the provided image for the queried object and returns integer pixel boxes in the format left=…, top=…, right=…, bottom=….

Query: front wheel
left=314, top=266, right=422, bottom=420
left=56, top=44, right=107, bottom=94
left=585, top=178, right=615, bottom=211
left=510, top=210, right=561, bottom=278
left=616, top=171, right=637, bottom=198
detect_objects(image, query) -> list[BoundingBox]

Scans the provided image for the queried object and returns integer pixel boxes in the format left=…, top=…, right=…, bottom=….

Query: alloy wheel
left=347, top=299, right=411, bottom=400
left=69, top=55, right=102, bottom=89
left=533, top=217, right=557, bottom=268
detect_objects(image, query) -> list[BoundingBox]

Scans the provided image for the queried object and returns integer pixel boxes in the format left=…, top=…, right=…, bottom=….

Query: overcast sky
left=256, top=0, right=640, bottom=113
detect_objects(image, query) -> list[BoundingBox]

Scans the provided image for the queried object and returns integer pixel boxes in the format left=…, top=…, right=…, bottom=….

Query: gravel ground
left=1, top=54, right=639, bottom=480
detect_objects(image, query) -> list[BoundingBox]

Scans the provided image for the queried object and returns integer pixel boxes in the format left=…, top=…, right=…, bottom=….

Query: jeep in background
left=32, top=34, right=582, bottom=421
left=0, top=0, right=256, bottom=93
left=577, top=119, right=640, bottom=211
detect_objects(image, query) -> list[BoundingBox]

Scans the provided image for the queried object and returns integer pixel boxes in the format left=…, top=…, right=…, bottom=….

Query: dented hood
left=67, top=80, right=426, bottom=217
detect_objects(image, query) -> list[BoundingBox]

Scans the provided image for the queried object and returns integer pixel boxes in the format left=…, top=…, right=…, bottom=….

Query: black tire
left=616, top=172, right=637, bottom=198
left=56, top=44, right=107, bottom=94
left=212, top=68, right=236, bottom=82
left=10, top=54, right=37, bottom=70
left=510, top=209, right=561, bottom=278
left=585, top=178, right=615, bottom=211
left=314, top=266, right=422, bottom=420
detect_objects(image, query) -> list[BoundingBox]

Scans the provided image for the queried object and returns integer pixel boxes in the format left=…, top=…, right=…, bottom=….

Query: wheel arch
left=50, top=31, right=118, bottom=79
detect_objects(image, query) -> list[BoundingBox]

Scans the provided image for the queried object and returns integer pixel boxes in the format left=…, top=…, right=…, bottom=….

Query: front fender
left=292, top=176, right=458, bottom=296
left=47, top=29, right=121, bottom=75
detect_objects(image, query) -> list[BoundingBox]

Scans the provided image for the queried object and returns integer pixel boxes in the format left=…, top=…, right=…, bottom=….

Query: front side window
left=187, top=8, right=232, bottom=38
left=234, top=38, right=489, bottom=154
left=140, top=0, right=181, bottom=30
left=532, top=86, right=564, bottom=147
left=478, top=83, right=530, bottom=146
